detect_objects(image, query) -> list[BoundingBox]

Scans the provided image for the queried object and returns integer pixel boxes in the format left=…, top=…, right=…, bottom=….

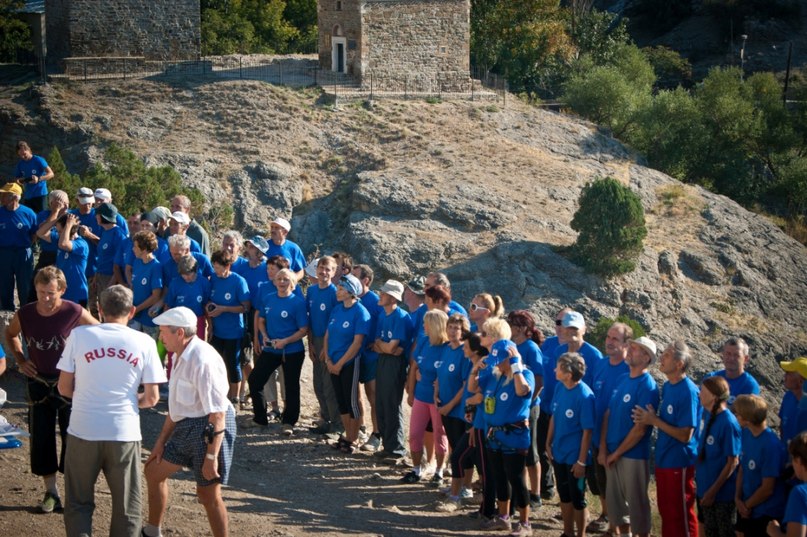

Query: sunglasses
left=555, top=319, right=563, bottom=326
left=470, top=303, right=489, bottom=312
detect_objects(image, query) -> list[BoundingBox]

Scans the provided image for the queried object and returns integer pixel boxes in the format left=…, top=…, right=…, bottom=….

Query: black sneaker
left=428, top=473, right=444, bottom=487
left=401, top=470, right=421, bottom=483
left=309, top=423, right=331, bottom=435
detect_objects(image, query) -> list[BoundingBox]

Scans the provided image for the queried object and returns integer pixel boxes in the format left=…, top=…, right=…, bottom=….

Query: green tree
left=471, top=0, right=575, bottom=96
left=570, top=177, right=647, bottom=276
left=627, top=87, right=704, bottom=180
left=47, top=147, right=83, bottom=198
left=0, top=0, right=31, bottom=62
left=563, top=43, right=655, bottom=137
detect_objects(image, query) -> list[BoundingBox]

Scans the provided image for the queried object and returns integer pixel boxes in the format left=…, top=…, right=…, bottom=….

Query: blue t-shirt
left=591, top=358, right=629, bottom=448
left=70, top=209, right=101, bottom=277
left=56, top=235, right=89, bottom=303
left=209, top=272, right=250, bottom=339
left=540, top=344, right=559, bottom=414
left=436, top=344, right=468, bottom=420
left=0, top=205, right=37, bottom=248
left=131, top=258, right=162, bottom=327
left=359, top=291, right=381, bottom=363
left=234, top=260, right=268, bottom=305
left=739, top=427, right=786, bottom=519
left=35, top=210, right=59, bottom=252
left=480, top=368, right=535, bottom=450
left=540, top=335, right=561, bottom=361
left=258, top=292, right=308, bottom=354
left=469, top=364, right=493, bottom=430
left=517, top=339, right=543, bottom=409
left=656, top=376, right=701, bottom=469
left=307, top=283, right=338, bottom=338
left=605, top=372, right=659, bottom=459
left=376, top=306, right=412, bottom=356
left=448, top=300, right=468, bottom=317
left=161, top=251, right=214, bottom=284
left=551, top=381, right=596, bottom=465
left=96, top=226, right=127, bottom=276
left=779, top=390, right=806, bottom=446
left=695, top=409, right=741, bottom=502
left=115, top=237, right=134, bottom=283
left=15, top=155, right=49, bottom=199
left=266, top=239, right=306, bottom=272
left=165, top=274, right=210, bottom=316
left=555, top=342, right=603, bottom=393
left=705, top=370, right=760, bottom=405
left=783, top=483, right=807, bottom=528
left=326, top=301, right=371, bottom=365
left=414, top=342, right=446, bottom=404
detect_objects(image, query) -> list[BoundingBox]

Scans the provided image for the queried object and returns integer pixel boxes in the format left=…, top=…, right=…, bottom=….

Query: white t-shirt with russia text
left=57, top=323, right=167, bottom=442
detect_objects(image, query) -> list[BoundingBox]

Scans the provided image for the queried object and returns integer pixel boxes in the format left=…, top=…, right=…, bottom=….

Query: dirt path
left=0, top=359, right=585, bottom=537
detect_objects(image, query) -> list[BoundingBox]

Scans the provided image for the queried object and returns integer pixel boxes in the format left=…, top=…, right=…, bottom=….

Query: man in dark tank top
left=5, top=266, right=96, bottom=513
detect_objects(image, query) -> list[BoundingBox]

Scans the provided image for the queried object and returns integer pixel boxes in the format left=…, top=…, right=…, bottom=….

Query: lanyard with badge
left=484, top=374, right=506, bottom=415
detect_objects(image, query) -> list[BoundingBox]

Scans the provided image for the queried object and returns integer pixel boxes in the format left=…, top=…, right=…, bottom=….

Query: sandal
left=331, top=436, right=349, bottom=450
left=340, top=441, right=356, bottom=454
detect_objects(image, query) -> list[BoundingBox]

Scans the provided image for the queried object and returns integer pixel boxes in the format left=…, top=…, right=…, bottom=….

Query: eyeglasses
left=470, top=303, right=489, bottom=312
left=555, top=319, right=563, bottom=326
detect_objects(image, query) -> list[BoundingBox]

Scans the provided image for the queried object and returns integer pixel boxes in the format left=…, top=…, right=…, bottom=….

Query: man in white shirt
left=143, top=307, right=236, bottom=537
left=57, top=285, right=166, bottom=537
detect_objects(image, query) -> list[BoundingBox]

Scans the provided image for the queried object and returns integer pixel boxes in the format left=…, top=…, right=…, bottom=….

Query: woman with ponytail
left=469, top=292, right=504, bottom=332
left=695, top=376, right=741, bottom=537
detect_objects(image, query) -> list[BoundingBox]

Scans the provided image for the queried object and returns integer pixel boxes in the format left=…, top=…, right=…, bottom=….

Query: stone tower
left=317, top=0, right=471, bottom=92
left=45, top=0, right=201, bottom=65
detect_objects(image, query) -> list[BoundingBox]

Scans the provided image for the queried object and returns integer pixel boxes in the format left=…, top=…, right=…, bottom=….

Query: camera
left=206, top=303, right=216, bottom=313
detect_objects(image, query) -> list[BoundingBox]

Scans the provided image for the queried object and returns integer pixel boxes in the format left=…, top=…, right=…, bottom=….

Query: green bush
left=570, top=177, right=647, bottom=276
left=47, top=145, right=222, bottom=231
left=0, top=0, right=31, bottom=62
left=587, top=315, right=647, bottom=353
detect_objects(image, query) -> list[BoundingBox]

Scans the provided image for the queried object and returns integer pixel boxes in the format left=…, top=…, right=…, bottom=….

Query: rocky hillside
left=1, top=74, right=805, bottom=411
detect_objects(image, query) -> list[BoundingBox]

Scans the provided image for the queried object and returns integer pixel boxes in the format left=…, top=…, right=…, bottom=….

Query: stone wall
left=362, top=0, right=470, bottom=92
left=46, top=0, right=200, bottom=65
left=317, top=0, right=363, bottom=75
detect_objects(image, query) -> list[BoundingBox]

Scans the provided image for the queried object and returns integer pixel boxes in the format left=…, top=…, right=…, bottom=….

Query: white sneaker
left=361, top=433, right=382, bottom=452
left=460, top=487, right=474, bottom=499
left=436, top=497, right=462, bottom=512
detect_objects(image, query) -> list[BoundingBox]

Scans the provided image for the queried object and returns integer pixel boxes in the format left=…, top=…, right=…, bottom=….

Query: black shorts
left=162, top=408, right=236, bottom=487
left=330, top=360, right=360, bottom=418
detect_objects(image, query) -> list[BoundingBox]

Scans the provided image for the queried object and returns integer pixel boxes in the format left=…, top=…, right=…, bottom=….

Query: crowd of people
left=1, top=140, right=807, bottom=537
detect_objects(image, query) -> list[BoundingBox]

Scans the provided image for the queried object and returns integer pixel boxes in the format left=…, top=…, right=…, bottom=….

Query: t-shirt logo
left=435, top=361, right=443, bottom=369
left=565, top=409, right=574, bottom=418
left=64, top=253, right=69, bottom=259
left=102, top=243, right=109, bottom=249
left=706, top=435, right=715, bottom=446
left=16, top=223, right=23, bottom=229
left=224, top=293, right=232, bottom=300
left=141, top=277, right=147, bottom=285
left=666, top=404, right=674, bottom=415
left=342, top=321, right=350, bottom=328
left=281, top=310, right=288, bottom=318
left=386, top=330, right=392, bottom=338
left=728, top=395, right=736, bottom=404
left=448, top=364, right=455, bottom=372
left=748, top=460, right=756, bottom=470
left=622, top=393, right=631, bottom=403
left=178, top=297, right=185, bottom=303
left=491, top=349, right=499, bottom=357
left=320, top=303, right=326, bottom=311
left=196, top=296, right=203, bottom=303
left=500, top=392, right=509, bottom=402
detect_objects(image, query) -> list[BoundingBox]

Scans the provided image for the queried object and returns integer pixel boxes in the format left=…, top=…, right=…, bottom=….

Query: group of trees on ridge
left=2, top=0, right=805, bottom=243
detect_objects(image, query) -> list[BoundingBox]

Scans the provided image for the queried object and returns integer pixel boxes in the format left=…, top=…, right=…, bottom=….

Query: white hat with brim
left=379, top=280, right=404, bottom=301
left=632, top=336, right=658, bottom=365
left=153, top=307, right=198, bottom=328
